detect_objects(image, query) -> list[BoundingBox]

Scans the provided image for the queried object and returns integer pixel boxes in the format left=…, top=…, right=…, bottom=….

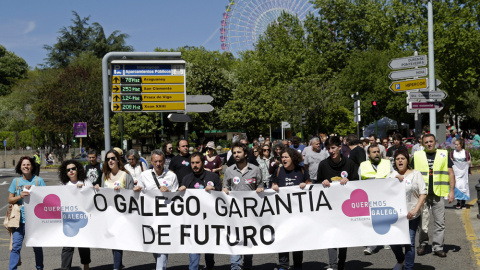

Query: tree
left=44, top=11, right=133, bottom=68
left=0, top=45, right=28, bottom=96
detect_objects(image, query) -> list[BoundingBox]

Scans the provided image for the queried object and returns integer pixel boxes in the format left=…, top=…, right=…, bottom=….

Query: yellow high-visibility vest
left=34, top=154, right=41, bottom=165
left=360, top=159, right=390, bottom=180
left=413, top=149, right=450, bottom=197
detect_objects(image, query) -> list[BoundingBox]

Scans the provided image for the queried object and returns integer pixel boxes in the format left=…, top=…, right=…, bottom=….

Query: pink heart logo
left=34, top=194, right=62, bottom=219
left=342, top=189, right=370, bottom=217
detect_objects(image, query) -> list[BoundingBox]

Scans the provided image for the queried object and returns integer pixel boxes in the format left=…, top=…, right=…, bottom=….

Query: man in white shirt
left=134, top=149, right=178, bottom=270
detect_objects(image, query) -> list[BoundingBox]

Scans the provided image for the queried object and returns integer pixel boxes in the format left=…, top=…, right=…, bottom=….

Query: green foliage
left=0, top=45, right=28, bottom=96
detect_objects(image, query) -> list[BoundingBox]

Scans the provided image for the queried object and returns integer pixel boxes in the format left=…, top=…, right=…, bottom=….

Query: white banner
left=25, top=179, right=410, bottom=254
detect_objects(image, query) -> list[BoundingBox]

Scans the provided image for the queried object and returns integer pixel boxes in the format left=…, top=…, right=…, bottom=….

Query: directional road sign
left=110, top=60, right=186, bottom=113
left=389, top=78, right=428, bottom=92
left=186, top=95, right=214, bottom=103
left=185, top=104, right=214, bottom=113
left=407, top=90, right=447, bottom=100
left=408, top=101, right=444, bottom=111
left=389, top=68, right=428, bottom=80
left=389, top=55, right=427, bottom=70
left=167, top=113, right=193, bottom=122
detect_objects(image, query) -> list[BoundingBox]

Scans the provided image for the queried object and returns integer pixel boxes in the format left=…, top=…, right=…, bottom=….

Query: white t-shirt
left=138, top=168, right=178, bottom=192
left=125, top=163, right=148, bottom=182
left=387, top=170, right=426, bottom=219
left=65, top=180, right=93, bottom=187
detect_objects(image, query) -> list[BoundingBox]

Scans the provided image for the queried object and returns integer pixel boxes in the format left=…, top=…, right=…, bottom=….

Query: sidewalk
left=465, top=177, right=480, bottom=267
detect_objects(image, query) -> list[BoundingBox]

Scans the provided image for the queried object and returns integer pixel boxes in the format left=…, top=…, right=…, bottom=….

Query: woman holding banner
left=8, top=156, right=46, bottom=270
left=95, top=149, right=134, bottom=270
left=272, top=148, right=311, bottom=270
left=387, top=149, right=426, bottom=270
left=449, top=139, right=471, bottom=209
left=58, top=160, right=92, bottom=270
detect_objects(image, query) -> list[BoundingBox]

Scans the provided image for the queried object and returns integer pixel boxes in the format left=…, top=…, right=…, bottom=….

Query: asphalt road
left=0, top=168, right=478, bottom=269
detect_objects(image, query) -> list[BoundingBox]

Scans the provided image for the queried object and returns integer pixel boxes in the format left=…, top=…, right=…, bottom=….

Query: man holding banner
left=318, top=136, right=359, bottom=270
left=135, top=149, right=179, bottom=270
left=223, top=141, right=264, bottom=270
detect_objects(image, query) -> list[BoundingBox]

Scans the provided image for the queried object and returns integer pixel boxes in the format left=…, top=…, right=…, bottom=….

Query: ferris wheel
left=220, top=0, right=317, bottom=55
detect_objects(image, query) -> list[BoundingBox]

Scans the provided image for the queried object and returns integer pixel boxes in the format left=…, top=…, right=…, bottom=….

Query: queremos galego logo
left=34, top=194, right=88, bottom=237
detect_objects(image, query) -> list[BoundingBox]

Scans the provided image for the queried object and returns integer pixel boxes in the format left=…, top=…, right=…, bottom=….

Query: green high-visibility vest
left=34, top=154, right=41, bottom=165
left=413, top=149, right=450, bottom=197
left=360, top=159, right=390, bottom=180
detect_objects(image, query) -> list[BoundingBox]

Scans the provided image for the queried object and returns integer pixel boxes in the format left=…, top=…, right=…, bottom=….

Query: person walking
left=204, top=141, right=223, bottom=175
left=449, top=138, right=471, bottom=209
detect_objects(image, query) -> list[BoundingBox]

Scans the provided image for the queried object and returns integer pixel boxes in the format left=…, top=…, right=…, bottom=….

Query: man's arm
left=448, top=167, right=455, bottom=203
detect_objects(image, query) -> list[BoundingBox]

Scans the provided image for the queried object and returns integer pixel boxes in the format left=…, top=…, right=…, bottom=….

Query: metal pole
left=161, top=112, right=165, bottom=142
left=427, top=0, right=436, bottom=136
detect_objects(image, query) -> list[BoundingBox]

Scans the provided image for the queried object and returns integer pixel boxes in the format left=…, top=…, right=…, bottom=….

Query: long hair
left=58, top=160, right=86, bottom=185
left=103, top=149, right=127, bottom=179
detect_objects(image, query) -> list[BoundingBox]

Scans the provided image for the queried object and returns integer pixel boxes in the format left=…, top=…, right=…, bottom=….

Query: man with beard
left=177, top=152, right=221, bottom=270
left=169, top=140, right=192, bottom=186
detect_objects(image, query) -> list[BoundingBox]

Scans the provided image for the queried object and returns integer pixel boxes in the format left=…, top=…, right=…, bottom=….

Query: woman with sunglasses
left=162, top=142, right=175, bottom=170
left=94, top=149, right=134, bottom=270
left=257, top=143, right=272, bottom=188
left=8, top=156, right=46, bottom=270
left=204, top=141, right=223, bottom=175
left=125, top=149, right=148, bottom=185
left=58, top=160, right=91, bottom=270
left=387, top=149, right=426, bottom=270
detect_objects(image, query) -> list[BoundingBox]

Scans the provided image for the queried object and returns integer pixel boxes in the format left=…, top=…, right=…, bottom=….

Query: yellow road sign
left=112, top=76, right=120, bottom=84
left=142, top=102, right=185, bottom=111
left=112, top=94, right=121, bottom=102
left=112, top=103, right=122, bottom=111
left=142, top=85, right=184, bottom=93
left=142, top=94, right=185, bottom=102
left=389, top=78, right=428, bottom=92
left=142, top=76, right=184, bottom=84
left=112, top=85, right=121, bottom=92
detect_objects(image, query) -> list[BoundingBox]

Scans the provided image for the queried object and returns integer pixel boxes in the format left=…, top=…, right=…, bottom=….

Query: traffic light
left=371, top=100, right=379, bottom=118
left=301, top=114, right=306, bottom=125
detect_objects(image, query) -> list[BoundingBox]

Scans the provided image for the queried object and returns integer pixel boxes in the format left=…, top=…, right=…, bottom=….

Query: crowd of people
left=6, top=130, right=471, bottom=270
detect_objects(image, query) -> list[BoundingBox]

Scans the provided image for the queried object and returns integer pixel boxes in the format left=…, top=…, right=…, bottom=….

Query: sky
left=0, top=0, right=229, bottom=68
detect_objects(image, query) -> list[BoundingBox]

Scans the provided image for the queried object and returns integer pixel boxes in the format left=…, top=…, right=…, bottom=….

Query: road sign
left=389, top=68, right=428, bottom=80
left=409, top=101, right=444, bottom=111
left=167, top=113, right=193, bottom=122
left=73, top=122, right=87, bottom=138
left=407, top=90, right=447, bottom=100
left=389, top=55, right=427, bottom=70
left=185, top=104, right=214, bottom=113
left=389, top=78, right=428, bottom=92
left=110, top=60, right=186, bottom=113
left=3, top=140, right=6, bottom=147
left=186, top=95, right=214, bottom=103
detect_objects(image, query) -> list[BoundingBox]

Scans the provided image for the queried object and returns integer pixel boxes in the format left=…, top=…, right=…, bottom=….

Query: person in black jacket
left=317, top=136, right=359, bottom=270
left=345, top=134, right=366, bottom=167
left=169, top=140, right=193, bottom=186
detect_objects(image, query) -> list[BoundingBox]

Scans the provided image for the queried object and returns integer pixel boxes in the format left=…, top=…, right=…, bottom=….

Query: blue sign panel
left=124, top=64, right=171, bottom=76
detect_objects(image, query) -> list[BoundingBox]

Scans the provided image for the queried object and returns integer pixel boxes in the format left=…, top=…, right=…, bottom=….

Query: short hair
left=367, top=145, right=380, bottom=154
left=310, top=137, right=320, bottom=144
left=190, top=152, right=205, bottom=163
left=151, top=149, right=165, bottom=159
left=393, top=133, right=403, bottom=142
left=393, top=148, right=411, bottom=172
left=422, top=133, right=436, bottom=143
left=239, top=136, right=248, bottom=143
left=369, top=134, right=377, bottom=140
left=15, top=156, right=37, bottom=175
left=231, top=141, right=249, bottom=156
left=345, top=134, right=358, bottom=146
left=88, top=149, right=98, bottom=156
left=283, top=148, right=303, bottom=166
left=325, top=136, right=341, bottom=148
left=178, top=140, right=189, bottom=147
left=456, top=138, right=465, bottom=149
left=292, top=136, right=300, bottom=144
left=58, top=160, right=86, bottom=185
left=126, top=149, right=140, bottom=161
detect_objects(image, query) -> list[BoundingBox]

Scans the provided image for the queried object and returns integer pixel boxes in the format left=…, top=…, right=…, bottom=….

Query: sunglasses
left=66, top=167, right=77, bottom=172
left=106, top=157, right=117, bottom=162
left=263, top=149, right=270, bottom=152
left=168, top=148, right=173, bottom=150
left=253, top=150, right=258, bottom=153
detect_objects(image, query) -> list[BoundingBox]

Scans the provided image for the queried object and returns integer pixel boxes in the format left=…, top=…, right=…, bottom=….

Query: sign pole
left=428, top=0, right=436, bottom=137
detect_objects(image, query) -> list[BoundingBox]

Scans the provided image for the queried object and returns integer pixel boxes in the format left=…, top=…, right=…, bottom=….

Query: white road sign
left=407, top=90, right=447, bottom=100
left=389, top=68, right=428, bottom=80
left=389, top=55, right=427, bottom=70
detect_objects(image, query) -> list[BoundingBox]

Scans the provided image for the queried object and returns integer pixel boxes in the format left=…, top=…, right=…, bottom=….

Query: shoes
left=393, top=262, right=404, bottom=270
left=456, top=203, right=461, bottom=209
left=326, top=268, right=334, bottom=270
left=364, top=247, right=372, bottom=255
left=462, top=205, right=467, bottom=209
left=417, top=246, right=425, bottom=256
left=384, top=245, right=391, bottom=250
left=434, top=250, right=447, bottom=257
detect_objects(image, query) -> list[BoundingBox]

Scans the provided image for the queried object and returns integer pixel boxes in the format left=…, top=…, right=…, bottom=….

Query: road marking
left=0, top=238, right=11, bottom=241
left=0, top=181, right=8, bottom=185
left=464, top=198, right=480, bottom=267
left=0, top=203, right=9, bottom=211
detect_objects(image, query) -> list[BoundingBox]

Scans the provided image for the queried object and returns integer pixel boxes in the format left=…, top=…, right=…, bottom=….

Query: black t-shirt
left=181, top=170, right=222, bottom=191
left=348, top=146, right=366, bottom=166
left=272, top=165, right=310, bottom=187
left=169, top=154, right=193, bottom=186
left=411, top=151, right=453, bottom=195
left=317, top=155, right=359, bottom=182
left=386, top=145, right=408, bottom=158
left=85, top=163, right=102, bottom=186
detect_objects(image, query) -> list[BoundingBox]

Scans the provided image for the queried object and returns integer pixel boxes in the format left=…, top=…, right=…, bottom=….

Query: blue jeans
left=9, top=223, right=43, bottom=270
left=112, top=249, right=123, bottom=270
left=231, top=254, right=253, bottom=270
left=189, top=253, right=214, bottom=270
left=153, top=253, right=168, bottom=270
left=391, top=217, right=421, bottom=270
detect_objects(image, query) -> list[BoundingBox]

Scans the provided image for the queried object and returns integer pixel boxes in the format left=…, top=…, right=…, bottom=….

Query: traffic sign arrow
left=113, top=95, right=121, bottom=102
left=185, top=104, right=214, bottom=113
left=390, top=78, right=428, bottom=92
left=113, top=104, right=120, bottom=111
left=389, top=68, right=428, bottom=80
left=112, top=76, right=120, bottom=84
left=389, top=55, right=427, bottom=70
left=186, top=95, right=214, bottom=103
left=113, top=85, right=120, bottom=92
left=407, top=90, right=447, bottom=100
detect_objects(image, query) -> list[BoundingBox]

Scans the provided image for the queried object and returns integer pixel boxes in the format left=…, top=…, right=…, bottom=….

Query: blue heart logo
left=370, top=207, right=398, bottom=235
left=62, top=211, right=89, bottom=237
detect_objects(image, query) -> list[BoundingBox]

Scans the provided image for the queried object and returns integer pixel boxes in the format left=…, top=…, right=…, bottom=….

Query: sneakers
left=456, top=203, right=461, bottom=209
left=462, top=205, right=467, bottom=209
left=326, top=268, right=334, bottom=270
left=384, top=245, right=391, bottom=250
left=393, top=262, right=404, bottom=270
left=364, top=247, right=372, bottom=255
